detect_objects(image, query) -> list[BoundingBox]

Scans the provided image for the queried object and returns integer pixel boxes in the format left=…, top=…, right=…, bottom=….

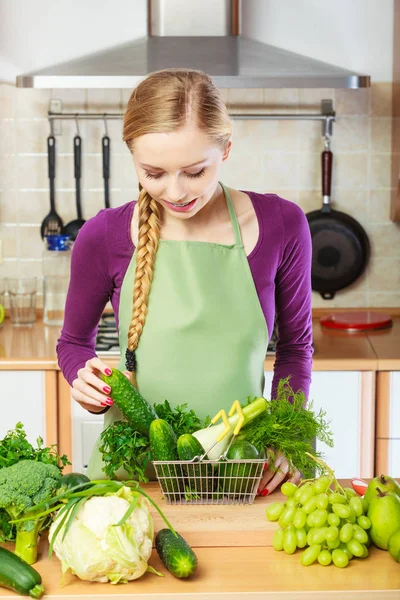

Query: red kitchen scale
left=320, top=311, right=393, bottom=332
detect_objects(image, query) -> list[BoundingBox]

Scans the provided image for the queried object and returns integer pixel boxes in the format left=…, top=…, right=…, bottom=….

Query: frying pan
left=306, top=142, right=370, bottom=299
left=63, top=135, right=86, bottom=240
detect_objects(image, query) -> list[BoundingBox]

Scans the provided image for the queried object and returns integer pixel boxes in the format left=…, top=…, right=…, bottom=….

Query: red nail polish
left=100, top=401, right=108, bottom=407
left=263, top=462, right=268, bottom=471
left=103, top=385, right=111, bottom=394
left=261, top=489, right=269, bottom=497
left=104, top=368, right=112, bottom=376
left=105, top=398, right=113, bottom=406
left=257, top=487, right=262, bottom=495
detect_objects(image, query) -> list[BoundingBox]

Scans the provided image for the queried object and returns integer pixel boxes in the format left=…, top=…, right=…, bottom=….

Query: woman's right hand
left=71, top=357, right=114, bottom=413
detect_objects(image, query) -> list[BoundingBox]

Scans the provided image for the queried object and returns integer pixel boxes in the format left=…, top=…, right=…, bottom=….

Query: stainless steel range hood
left=16, top=0, right=370, bottom=89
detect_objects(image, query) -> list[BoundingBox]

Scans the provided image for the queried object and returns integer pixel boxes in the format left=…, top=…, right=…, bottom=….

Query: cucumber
left=0, top=547, right=44, bottom=598
left=150, top=419, right=181, bottom=496
left=101, top=368, right=158, bottom=435
left=155, top=529, right=198, bottom=578
left=220, top=439, right=260, bottom=496
left=177, top=434, right=214, bottom=495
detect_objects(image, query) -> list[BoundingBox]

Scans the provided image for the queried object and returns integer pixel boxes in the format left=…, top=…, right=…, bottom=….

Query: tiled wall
left=0, top=83, right=398, bottom=308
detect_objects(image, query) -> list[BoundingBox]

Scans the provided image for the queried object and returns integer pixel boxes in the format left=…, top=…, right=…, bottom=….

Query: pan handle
left=321, top=149, right=333, bottom=214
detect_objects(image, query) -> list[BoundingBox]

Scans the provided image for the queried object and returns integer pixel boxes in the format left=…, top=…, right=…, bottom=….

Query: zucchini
left=155, top=529, right=198, bottom=578
left=0, top=547, right=44, bottom=598
left=150, top=419, right=181, bottom=496
left=220, top=439, right=260, bottom=496
left=58, top=472, right=90, bottom=493
left=177, top=434, right=214, bottom=495
left=101, top=368, right=158, bottom=435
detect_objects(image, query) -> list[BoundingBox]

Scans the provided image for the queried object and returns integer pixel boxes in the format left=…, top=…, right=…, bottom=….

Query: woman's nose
left=165, top=178, right=186, bottom=203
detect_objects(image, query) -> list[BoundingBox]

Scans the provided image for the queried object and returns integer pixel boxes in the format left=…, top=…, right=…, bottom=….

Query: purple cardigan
left=57, top=191, right=313, bottom=399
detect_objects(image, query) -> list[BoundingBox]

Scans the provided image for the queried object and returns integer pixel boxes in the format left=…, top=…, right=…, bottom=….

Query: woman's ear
left=222, top=139, right=232, bottom=162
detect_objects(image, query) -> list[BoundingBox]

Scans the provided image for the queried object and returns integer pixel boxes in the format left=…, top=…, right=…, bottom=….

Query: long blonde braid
left=126, top=188, right=161, bottom=386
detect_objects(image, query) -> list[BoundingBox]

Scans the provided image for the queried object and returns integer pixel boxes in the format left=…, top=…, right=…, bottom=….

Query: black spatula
left=40, top=135, right=63, bottom=239
left=63, top=134, right=86, bottom=240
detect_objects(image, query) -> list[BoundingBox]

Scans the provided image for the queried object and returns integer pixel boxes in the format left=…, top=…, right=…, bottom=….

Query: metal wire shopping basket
left=153, top=401, right=268, bottom=505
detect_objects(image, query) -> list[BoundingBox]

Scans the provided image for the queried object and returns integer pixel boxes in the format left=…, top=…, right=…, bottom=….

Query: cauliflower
left=49, top=486, right=154, bottom=584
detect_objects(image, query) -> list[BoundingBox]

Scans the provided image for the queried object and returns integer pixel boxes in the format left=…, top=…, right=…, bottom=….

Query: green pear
left=364, top=475, right=400, bottom=507
left=388, top=529, right=400, bottom=563
left=367, top=487, right=400, bottom=550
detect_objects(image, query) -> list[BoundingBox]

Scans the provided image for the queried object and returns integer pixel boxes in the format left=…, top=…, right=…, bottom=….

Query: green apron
left=87, top=184, right=269, bottom=480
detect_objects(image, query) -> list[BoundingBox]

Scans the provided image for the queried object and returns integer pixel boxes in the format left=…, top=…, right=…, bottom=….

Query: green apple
left=368, top=488, right=400, bottom=550
left=388, top=529, right=400, bottom=562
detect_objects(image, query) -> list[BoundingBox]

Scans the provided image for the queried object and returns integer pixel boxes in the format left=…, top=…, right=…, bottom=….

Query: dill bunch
left=238, top=378, right=334, bottom=479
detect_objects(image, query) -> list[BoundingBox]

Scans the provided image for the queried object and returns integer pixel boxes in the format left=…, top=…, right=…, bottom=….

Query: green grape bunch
left=265, top=454, right=371, bottom=568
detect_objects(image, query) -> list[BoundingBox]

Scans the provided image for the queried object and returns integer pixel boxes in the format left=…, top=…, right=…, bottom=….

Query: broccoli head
left=0, top=460, right=62, bottom=564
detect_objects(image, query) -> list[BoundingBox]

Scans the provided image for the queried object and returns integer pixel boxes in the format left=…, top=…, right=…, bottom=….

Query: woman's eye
left=144, top=171, right=164, bottom=180
left=185, top=169, right=205, bottom=179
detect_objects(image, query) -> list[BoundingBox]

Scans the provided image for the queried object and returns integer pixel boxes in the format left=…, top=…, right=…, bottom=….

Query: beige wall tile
left=368, top=223, right=400, bottom=258
left=335, top=89, right=370, bottom=116
left=333, top=290, right=369, bottom=308
left=371, top=82, right=392, bottom=117
left=0, top=260, right=19, bottom=279
left=297, top=120, right=322, bottom=153
left=0, top=224, right=18, bottom=257
left=369, top=189, right=392, bottom=222
left=0, top=155, right=17, bottom=190
left=55, top=120, right=88, bottom=155
left=370, top=117, right=392, bottom=153
left=262, top=89, right=299, bottom=113
left=335, top=117, right=369, bottom=152
left=16, top=155, right=48, bottom=190
left=52, top=89, right=87, bottom=112
left=16, top=119, right=49, bottom=154
left=227, top=89, right=263, bottom=106
left=370, top=154, right=392, bottom=188
left=17, top=260, right=43, bottom=279
left=298, top=190, right=321, bottom=214
left=368, top=292, right=400, bottom=307
left=367, top=257, right=400, bottom=292
left=334, top=153, right=368, bottom=189
left=14, top=89, right=51, bottom=119
left=0, top=84, right=16, bottom=118
left=232, top=119, right=298, bottom=153
left=297, top=89, right=334, bottom=114
left=299, top=152, right=320, bottom=190
left=261, top=152, right=298, bottom=191
left=0, top=119, right=16, bottom=155
left=87, top=89, right=122, bottom=111
left=393, top=117, right=400, bottom=152
left=0, top=190, right=17, bottom=222
left=19, top=226, right=43, bottom=259
left=311, top=291, right=334, bottom=308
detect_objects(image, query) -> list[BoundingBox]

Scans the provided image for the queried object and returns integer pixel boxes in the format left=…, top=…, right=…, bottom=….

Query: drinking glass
left=7, top=277, right=37, bottom=327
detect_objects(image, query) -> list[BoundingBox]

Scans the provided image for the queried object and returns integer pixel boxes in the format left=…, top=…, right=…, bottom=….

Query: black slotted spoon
left=63, top=134, right=86, bottom=240
left=40, top=135, right=63, bottom=239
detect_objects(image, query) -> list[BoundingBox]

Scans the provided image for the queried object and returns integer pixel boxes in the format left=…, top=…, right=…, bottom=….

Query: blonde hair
left=122, top=68, right=232, bottom=385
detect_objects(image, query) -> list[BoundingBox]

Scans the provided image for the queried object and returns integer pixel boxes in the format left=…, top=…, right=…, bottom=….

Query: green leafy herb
left=99, top=421, right=151, bottom=482
left=0, top=422, right=70, bottom=469
left=153, top=400, right=210, bottom=437
left=239, top=378, right=333, bottom=479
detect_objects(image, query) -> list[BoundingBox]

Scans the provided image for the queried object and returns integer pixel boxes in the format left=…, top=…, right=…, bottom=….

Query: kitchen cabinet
left=264, top=370, right=375, bottom=479
left=0, top=370, right=57, bottom=447
left=376, top=371, right=400, bottom=477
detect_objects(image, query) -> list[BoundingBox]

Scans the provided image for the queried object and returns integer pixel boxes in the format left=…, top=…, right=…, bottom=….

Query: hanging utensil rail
left=48, top=99, right=335, bottom=137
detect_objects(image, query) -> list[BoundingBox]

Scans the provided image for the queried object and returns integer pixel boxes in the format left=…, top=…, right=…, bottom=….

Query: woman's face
left=132, top=121, right=231, bottom=219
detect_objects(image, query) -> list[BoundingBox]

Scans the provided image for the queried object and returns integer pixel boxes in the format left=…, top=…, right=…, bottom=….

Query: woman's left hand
left=257, top=449, right=301, bottom=496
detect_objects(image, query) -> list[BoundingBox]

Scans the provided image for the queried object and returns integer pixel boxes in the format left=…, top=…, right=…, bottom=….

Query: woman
left=57, top=68, right=313, bottom=494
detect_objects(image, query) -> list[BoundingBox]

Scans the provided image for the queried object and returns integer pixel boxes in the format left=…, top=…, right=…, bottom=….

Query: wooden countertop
left=0, top=483, right=399, bottom=599
left=0, top=318, right=399, bottom=372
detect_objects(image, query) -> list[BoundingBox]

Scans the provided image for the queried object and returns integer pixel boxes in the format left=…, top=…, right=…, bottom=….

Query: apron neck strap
left=220, top=182, right=243, bottom=246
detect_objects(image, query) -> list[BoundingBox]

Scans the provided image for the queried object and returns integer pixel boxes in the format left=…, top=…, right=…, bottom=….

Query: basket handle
left=210, top=410, right=231, bottom=442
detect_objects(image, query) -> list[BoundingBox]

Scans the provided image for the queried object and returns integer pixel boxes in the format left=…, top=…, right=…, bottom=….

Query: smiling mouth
left=165, top=199, right=194, bottom=207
